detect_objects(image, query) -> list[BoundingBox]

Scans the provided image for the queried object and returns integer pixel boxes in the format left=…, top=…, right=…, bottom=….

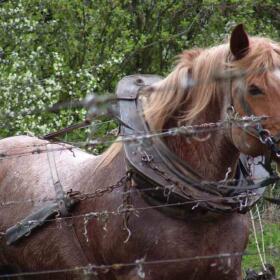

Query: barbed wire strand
left=0, top=16, right=280, bottom=277
left=0, top=192, right=270, bottom=233
left=0, top=249, right=279, bottom=279
left=2, top=113, right=280, bottom=152
left=0, top=115, right=276, bottom=161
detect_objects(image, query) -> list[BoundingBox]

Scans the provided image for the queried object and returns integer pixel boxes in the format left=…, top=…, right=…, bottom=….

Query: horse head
left=229, top=24, right=280, bottom=161
left=144, top=24, right=280, bottom=175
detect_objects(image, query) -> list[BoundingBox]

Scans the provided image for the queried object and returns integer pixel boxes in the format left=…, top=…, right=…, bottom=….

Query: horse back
left=0, top=135, right=94, bottom=229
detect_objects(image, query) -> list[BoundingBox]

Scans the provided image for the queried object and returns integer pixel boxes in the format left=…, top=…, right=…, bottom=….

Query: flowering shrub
left=0, top=0, right=279, bottom=142
left=0, top=0, right=124, bottom=138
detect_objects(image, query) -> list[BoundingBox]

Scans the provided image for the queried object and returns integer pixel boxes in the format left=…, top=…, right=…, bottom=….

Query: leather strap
left=46, top=144, right=72, bottom=216
left=6, top=145, right=79, bottom=245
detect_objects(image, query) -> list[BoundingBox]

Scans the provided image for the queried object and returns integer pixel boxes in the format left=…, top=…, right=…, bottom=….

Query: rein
left=43, top=119, right=91, bottom=140
left=233, top=80, right=280, bottom=157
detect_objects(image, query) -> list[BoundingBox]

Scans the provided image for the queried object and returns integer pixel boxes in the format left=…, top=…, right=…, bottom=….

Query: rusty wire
left=0, top=114, right=272, bottom=161
left=0, top=192, right=272, bottom=234
left=0, top=178, right=275, bottom=209
left=0, top=250, right=279, bottom=279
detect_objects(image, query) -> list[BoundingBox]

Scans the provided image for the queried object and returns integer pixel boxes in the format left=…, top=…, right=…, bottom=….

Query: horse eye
left=248, top=85, right=264, bottom=96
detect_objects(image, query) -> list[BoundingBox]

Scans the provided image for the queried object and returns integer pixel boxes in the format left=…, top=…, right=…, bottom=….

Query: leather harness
left=4, top=74, right=279, bottom=245
left=116, top=74, right=279, bottom=215
left=5, top=145, right=79, bottom=245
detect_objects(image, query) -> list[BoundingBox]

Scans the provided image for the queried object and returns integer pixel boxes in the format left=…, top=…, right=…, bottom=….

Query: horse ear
left=230, top=24, right=249, bottom=60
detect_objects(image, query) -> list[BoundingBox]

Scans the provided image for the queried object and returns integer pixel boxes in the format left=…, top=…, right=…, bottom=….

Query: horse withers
left=1, top=25, right=280, bottom=279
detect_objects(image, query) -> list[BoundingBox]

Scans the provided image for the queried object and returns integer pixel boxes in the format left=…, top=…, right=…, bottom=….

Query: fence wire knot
left=135, top=257, right=146, bottom=279
left=83, top=212, right=98, bottom=243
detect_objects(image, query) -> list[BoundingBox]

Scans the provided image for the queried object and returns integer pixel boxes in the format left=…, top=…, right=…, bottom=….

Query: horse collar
left=117, top=75, right=278, bottom=215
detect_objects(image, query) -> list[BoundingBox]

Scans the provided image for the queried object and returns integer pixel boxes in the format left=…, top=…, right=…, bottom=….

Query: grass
left=242, top=223, right=280, bottom=276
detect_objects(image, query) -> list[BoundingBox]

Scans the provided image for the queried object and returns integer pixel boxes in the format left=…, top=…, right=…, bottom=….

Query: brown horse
left=1, top=25, right=280, bottom=280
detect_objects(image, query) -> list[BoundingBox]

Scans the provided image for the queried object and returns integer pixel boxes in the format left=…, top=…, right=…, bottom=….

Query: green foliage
left=243, top=223, right=280, bottom=275
left=0, top=0, right=279, bottom=141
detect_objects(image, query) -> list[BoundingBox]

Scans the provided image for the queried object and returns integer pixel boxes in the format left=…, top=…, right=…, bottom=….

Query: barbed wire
left=0, top=5, right=280, bottom=279
left=0, top=249, right=279, bottom=279
left=0, top=199, right=234, bottom=226
left=0, top=79, right=278, bottom=237
left=0, top=190, right=273, bottom=236
left=0, top=114, right=273, bottom=161
left=0, top=186, right=268, bottom=209
left=1, top=114, right=279, bottom=157
left=0, top=169, right=279, bottom=209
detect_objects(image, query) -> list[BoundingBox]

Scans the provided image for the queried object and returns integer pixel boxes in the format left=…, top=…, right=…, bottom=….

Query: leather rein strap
left=117, top=74, right=278, bottom=214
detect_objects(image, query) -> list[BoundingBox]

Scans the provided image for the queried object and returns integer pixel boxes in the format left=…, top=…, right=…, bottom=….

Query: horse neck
left=164, top=104, right=240, bottom=182
left=79, top=144, right=126, bottom=193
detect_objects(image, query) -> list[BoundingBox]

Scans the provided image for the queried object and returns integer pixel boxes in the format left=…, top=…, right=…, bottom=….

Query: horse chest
left=93, top=192, right=249, bottom=280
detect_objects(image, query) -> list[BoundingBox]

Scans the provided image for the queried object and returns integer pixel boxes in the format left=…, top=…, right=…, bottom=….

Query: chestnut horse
left=1, top=25, right=280, bottom=279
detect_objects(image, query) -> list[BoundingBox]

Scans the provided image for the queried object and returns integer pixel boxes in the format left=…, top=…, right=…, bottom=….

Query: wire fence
left=0, top=250, right=278, bottom=279
left=1, top=20, right=280, bottom=279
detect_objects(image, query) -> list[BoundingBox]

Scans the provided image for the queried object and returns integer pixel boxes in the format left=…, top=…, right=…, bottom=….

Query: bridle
left=227, top=73, right=280, bottom=159
left=255, top=124, right=280, bottom=158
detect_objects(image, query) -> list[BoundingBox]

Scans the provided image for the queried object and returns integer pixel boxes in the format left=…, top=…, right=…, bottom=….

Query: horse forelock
left=232, top=37, right=280, bottom=76
left=144, top=36, right=280, bottom=131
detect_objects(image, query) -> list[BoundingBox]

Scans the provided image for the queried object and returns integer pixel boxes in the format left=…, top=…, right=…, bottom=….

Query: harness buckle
left=258, top=129, right=271, bottom=144
left=238, top=193, right=249, bottom=212
left=163, top=184, right=175, bottom=202
left=257, top=128, right=280, bottom=157
left=141, top=151, right=153, bottom=162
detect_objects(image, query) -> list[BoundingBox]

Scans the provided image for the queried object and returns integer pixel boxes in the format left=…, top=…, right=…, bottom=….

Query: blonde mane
left=100, top=35, right=280, bottom=166
left=144, top=37, right=280, bottom=131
